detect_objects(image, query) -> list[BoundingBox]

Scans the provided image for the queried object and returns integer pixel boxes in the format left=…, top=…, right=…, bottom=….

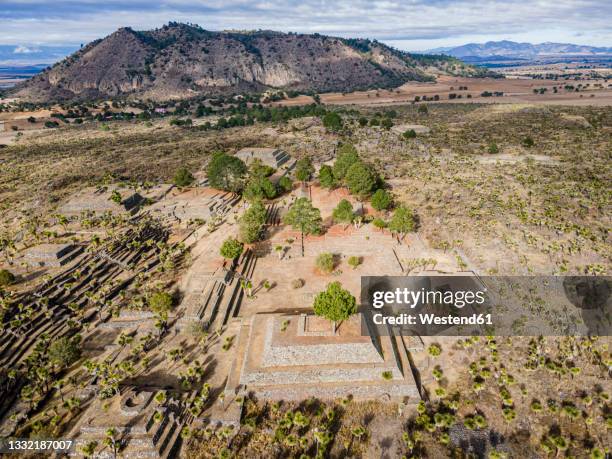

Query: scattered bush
left=348, top=256, right=362, bottom=269
left=403, top=129, right=417, bottom=139
left=291, top=278, right=305, bottom=289
left=316, top=252, right=335, bottom=274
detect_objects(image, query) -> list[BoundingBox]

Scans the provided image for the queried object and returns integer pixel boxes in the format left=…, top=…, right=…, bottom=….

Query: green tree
left=0, top=269, right=15, bottom=286
left=173, top=167, right=194, bottom=187
left=318, top=164, right=336, bottom=189
left=389, top=205, right=416, bottom=240
left=278, top=176, right=293, bottom=193
left=48, top=335, right=82, bottom=369
left=295, top=157, right=315, bottom=183
left=243, top=176, right=277, bottom=202
left=313, top=281, right=357, bottom=325
left=239, top=201, right=267, bottom=243
left=207, top=152, right=247, bottom=193
left=332, top=199, right=354, bottom=225
left=345, top=161, right=376, bottom=197
left=333, top=144, right=359, bottom=181
left=322, top=112, right=343, bottom=131
left=358, top=117, right=368, bottom=127
left=371, top=189, right=392, bottom=211
left=220, top=237, right=244, bottom=259
left=283, top=198, right=322, bottom=256
left=149, top=291, right=174, bottom=315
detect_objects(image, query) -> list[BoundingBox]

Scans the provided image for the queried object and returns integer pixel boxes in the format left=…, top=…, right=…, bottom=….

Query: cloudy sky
left=0, top=0, right=610, bottom=55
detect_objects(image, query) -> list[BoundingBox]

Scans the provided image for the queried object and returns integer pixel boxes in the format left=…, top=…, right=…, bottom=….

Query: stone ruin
left=23, top=243, right=82, bottom=267
left=59, top=186, right=144, bottom=216
left=148, top=188, right=240, bottom=225
left=69, top=388, right=182, bottom=458
left=235, top=147, right=291, bottom=169
left=223, top=312, right=421, bottom=403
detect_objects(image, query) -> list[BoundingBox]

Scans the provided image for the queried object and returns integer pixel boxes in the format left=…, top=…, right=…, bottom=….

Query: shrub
left=488, top=142, right=499, bottom=154
left=380, top=118, right=393, bottom=130
left=316, top=253, right=334, bottom=274
left=427, top=343, right=442, bottom=356
left=522, top=136, right=535, bottom=148
left=0, top=269, right=15, bottom=286
left=382, top=371, right=393, bottom=380
left=348, top=256, right=362, bottom=269
left=403, top=129, right=417, bottom=139
left=291, top=278, right=305, bottom=289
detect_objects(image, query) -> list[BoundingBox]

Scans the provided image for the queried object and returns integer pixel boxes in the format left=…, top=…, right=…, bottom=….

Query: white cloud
left=0, top=0, right=609, bottom=48
left=13, top=45, right=40, bottom=53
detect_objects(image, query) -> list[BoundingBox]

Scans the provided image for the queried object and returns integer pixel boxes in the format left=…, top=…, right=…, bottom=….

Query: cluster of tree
left=319, top=144, right=392, bottom=204
left=207, top=153, right=293, bottom=201
left=481, top=91, right=504, bottom=97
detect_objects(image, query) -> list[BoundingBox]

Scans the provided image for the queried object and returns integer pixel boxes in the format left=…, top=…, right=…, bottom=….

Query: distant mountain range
left=428, top=40, right=612, bottom=60
left=9, top=22, right=495, bottom=102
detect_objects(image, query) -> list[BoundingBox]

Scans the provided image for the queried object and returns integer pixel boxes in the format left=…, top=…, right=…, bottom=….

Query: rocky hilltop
left=11, top=22, right=491, bottom=102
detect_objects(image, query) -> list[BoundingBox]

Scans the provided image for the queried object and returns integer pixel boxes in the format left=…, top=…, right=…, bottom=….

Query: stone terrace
left=59, top=186, right=144, bottom=216
left=225, top=312, right=420, bottom=402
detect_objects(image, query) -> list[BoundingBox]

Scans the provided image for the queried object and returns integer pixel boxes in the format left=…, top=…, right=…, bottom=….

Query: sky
left=0, top=0, right=610, bottom=62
